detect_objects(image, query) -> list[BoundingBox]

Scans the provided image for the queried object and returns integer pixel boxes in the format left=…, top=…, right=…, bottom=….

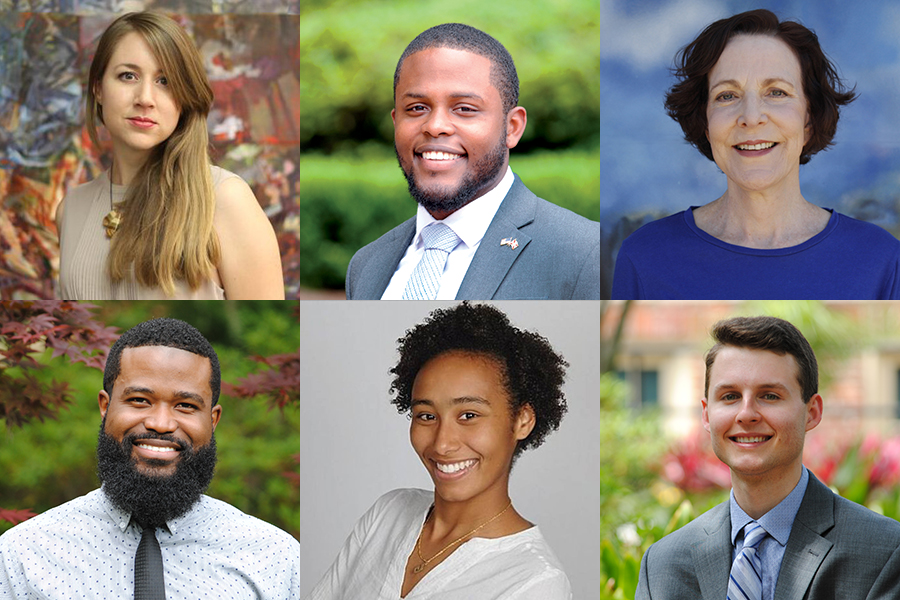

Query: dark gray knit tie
left=134, top=525, right=166, bottom=599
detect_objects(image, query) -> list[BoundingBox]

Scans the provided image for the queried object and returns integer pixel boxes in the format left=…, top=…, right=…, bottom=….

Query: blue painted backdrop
left=601, top=0, right=900, bottom=297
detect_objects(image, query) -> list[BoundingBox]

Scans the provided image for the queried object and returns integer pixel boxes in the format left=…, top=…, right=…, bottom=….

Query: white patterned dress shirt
left=0, top=487, right=299, bottom=599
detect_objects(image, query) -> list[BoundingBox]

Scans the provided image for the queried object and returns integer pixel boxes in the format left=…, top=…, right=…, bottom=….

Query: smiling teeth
left=737, top=142, right=775, bottom=151
left=422, top=151, right=462, bottom=161
left=435, top=459, right=476, bottom=473
left=734, top=437, right=768, bottom=443
left=136, top=444, right=177, bottom=453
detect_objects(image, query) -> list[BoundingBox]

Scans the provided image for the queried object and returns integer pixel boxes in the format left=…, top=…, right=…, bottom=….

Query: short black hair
left=393, top=23, right=520, bottom=114
left=104, top=318, right=221, bottom=406
left=389, top=303, right=567, bottom=458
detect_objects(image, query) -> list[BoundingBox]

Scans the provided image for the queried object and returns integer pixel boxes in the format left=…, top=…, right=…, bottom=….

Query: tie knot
left=743, top=521, right=767, bottom=550
left=420, top=222, right=460, bottom=252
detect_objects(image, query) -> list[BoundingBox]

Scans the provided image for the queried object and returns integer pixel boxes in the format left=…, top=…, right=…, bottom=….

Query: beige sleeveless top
left=58, top=166, right=238, bottom=300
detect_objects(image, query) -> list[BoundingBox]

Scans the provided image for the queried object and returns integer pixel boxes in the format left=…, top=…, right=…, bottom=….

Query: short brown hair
left=665, top=9, right=856, bottom=165
left=704, top=316, right=818, bottom=403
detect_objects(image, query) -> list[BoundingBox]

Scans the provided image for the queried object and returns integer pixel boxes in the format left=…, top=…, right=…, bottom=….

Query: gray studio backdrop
left=299, top=301, right=601, bottom=599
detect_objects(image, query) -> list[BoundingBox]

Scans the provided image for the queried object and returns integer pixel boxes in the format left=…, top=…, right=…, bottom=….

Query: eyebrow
left=121, top=385, right=207, bottom=408
left=401, top=92, right=485, bottom=101
left=709, top=77, right=797, bottom=90
left=411, top=396, right=492, bottom=408
left=112, top=63, right=164, bottom=74
left=713, top=382, right=792, bottom=394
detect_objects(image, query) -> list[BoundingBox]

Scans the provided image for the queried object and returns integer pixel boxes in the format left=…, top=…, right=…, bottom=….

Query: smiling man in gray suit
left=345, top=23, right=600, bottom=300
left=638, top=316, right=900, bottom=600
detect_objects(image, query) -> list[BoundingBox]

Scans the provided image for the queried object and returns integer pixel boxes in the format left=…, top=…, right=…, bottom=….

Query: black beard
left=96, top=418, right=217, bottom=528
left=396, top=128, right=508, bottom=215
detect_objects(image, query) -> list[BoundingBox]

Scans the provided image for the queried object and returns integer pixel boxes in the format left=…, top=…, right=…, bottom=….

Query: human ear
left=701, top=398, right=711, bottom=433
left=210, top=404, right=222, bottom=431
left=98, top=390, right=110, bottom=418
left=513, top=403, right=536, bottom=441
left=505, top=106, right=527, bottom=149
left=805, top=394, right=823, bottom=432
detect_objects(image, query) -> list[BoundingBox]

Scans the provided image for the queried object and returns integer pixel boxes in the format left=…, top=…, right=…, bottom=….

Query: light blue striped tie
left=402, top=222, right=460, bottom=300
left=727, top=521, right=766, bottom=600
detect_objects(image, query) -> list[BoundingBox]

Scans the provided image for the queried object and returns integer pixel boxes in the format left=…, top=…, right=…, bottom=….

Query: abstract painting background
left=0, top=1, right=299, bottom=298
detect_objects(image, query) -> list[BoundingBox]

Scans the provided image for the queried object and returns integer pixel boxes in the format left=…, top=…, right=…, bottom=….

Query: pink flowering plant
left=663, top=428, right=900, bottom=521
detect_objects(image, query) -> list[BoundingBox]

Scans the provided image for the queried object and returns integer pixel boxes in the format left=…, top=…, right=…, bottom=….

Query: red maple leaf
left=0, top=507, right=37, bottom=525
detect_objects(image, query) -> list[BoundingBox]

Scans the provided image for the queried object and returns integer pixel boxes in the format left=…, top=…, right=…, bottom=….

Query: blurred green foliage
left=0, top=301, right=299, bottom=540
left=300, top=149, right=599, bottom=288
left=300, top=0, right=599, bottom=152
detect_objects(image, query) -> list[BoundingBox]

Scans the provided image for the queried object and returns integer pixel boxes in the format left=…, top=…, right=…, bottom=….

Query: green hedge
left=300, top=0, right=599, bottom=152
left=299, top=149, right=599, bottom=289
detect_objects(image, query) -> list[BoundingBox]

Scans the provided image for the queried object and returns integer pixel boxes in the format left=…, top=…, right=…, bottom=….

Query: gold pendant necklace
left=103, top=162, right=123, bottom=239
left=411, top=500, right=512, bottom=574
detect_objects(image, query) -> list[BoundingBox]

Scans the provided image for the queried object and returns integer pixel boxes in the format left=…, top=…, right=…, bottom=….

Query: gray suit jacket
left=637, top=473, right=900, bottom=600
left=344, top=175, right=600, bottom=299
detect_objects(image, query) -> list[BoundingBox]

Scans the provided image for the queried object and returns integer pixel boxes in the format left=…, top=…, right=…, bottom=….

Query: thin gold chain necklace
left=102, top=162, right=123, bottom=239
left=412, top=500, right=513, bottom=574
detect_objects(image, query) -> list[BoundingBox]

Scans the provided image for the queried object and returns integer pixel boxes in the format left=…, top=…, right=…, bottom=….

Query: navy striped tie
left=727, top=521, right=766, bottom=600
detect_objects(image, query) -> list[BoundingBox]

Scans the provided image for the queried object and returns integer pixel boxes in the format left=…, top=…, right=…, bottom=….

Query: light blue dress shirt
left=730, top=466, right=810, bottom=600
left=0, top=487, right=299, bottom=599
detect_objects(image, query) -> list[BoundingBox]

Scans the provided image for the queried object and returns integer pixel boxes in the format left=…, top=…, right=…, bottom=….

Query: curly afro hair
left=104, top=318, right=221, bottom=406
left=389, top=303, right=568, bottom=459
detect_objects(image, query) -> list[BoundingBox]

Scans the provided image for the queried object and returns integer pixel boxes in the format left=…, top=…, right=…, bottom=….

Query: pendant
left=413, top=563, right=425, bottom=574
left=103, top=207, right=122, bottom=239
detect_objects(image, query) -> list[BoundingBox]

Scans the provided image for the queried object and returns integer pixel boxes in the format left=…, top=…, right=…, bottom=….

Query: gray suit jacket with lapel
left=637, top=472, right=900, bottom=600
left=344, top=175, right=600, bottom=299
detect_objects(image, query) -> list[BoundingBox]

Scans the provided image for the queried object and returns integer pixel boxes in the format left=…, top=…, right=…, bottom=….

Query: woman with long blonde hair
left=57, top=11, right=284, bottom=299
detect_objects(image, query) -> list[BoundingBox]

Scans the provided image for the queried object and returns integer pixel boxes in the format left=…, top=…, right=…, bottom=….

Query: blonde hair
left=86, top=11, right=220, bottom=296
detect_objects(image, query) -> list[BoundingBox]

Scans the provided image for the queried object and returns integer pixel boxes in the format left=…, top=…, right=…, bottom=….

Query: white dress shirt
left=381, top=167, right=515, bottom=300
left=307, top=488, right=572, bottom=600
left=0, top=487, right=299, bottom=599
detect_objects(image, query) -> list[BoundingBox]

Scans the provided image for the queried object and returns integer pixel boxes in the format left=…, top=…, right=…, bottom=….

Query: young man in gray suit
left=638, top=316, right=900, bottom=600
left=345, top=23, right=600, bottom=300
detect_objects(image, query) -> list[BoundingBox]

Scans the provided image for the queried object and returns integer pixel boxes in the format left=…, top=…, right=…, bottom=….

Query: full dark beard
left=396, top=129, right=508, bottom=215
left=96, top=418, right=217, bottom=528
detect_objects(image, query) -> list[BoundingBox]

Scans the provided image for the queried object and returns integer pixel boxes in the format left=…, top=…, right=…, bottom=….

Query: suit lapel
left=773, top=474, right=834, bottom=600
left=456, top=175, right=535, bottom=299
left=693, top=503, right=733, bottom=600
left=361, top=219, right=415, bottom=299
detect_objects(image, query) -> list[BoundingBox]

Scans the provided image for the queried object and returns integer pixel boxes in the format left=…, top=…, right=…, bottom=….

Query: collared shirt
left=381, top=166, right=515, bottom=300
left=0, top=487, right=299, bottom=599
left=730, top=466, right=809, bottom=600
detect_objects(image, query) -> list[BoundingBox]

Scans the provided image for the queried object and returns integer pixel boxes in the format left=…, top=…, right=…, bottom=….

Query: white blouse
left=307, top=488, right=571, bottom=600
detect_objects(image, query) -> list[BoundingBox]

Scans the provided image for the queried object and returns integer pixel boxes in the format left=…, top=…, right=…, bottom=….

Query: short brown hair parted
left=704, top=316, right=818, bottom=403
left=664, top=9, right=857, bottom=165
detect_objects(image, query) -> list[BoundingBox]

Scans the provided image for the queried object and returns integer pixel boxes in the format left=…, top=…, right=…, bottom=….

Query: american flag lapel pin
left=500, top=237, right=519, bottom=250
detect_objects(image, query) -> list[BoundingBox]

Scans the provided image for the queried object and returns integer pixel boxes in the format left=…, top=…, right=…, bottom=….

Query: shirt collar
left=730, top=466, right=809, bottom=547
left=100, top=485, right=202, bottom=536
left=413, top=166, right=514, bottom=249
